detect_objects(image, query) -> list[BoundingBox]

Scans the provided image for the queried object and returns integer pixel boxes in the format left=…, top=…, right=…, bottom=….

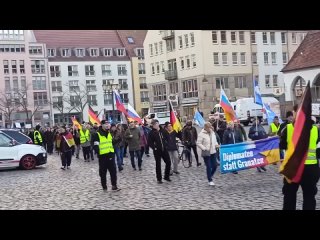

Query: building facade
left=0, top=30, right=51, bottom=128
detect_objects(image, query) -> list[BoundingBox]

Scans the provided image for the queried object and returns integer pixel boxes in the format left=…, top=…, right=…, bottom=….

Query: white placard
left=15, top=122, right=21, bottom=128
left=25, top=124, right=32, bottom=129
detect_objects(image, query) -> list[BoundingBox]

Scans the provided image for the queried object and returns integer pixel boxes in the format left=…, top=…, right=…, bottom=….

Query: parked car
left=0, top=130, right=47, bottom=170
left=0, top=129, right=33, bottom=144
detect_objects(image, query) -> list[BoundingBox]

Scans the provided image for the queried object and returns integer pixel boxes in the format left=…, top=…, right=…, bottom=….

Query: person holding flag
left=268, top=116, right=281, bottom=136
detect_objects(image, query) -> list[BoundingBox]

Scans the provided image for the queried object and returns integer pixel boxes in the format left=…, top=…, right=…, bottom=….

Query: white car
left=0, top=130, right=47, bottom=170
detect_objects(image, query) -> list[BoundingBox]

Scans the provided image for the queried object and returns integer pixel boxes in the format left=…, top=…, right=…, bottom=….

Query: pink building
left=0, top=30, right=50, bottom=128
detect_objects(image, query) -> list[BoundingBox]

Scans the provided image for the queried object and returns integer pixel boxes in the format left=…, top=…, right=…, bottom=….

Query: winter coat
left=182, top=126, right=198, bottom=146
left=124, top=127, right=141, bottom=151
left=222, top=128, right=244, bottom=145
left=164, top=130, right=182, bottom=151
left=148, top=128, right=168, bottom=154
left=248, top=124, right=268, bottom=141
left=197, top=129, right=218, bottom=154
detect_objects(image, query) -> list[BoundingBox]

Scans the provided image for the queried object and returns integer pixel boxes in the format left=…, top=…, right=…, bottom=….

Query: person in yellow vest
left=33, top=125, right=43, bottom=146
left=92, top=120, right=120, bottom=191
left=268, top=116, right=280, bottom=136
left=79, top=124, right=91, bottom=162
left=280, top=116, right=320, bottom=210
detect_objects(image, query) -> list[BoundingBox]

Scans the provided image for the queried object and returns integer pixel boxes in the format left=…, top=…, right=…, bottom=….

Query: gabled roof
left=282, top=31, right=320, bottom=72
left=116, top=30, right=147, bottom=58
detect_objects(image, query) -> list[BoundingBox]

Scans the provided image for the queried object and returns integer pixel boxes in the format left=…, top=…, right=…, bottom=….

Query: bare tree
left=48, top=90, right=76, bottom=123
left=0, top=92, right=18, bottom=127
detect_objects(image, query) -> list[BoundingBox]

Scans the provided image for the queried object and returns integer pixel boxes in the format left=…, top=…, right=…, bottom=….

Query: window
left=103, top=48, right=113, bottom=56
left=87, top=95, right=97, bottom=106
left=11, top=60, right=17, bottom=74
left=152, top=84, right=167, bottom=101
left=264, top=52, right=269, bottom=65
left=234, top=76, right=247, bottom=88
left=69, top=80, right=80, bottom=92
left=127, top=37, right=134, bottom=44
left=0, top=133, right=11, bottom=147
left=271, top=52, right=277, bottom=64
left=29, top=46, right=42, bottom=54
left=74, top=48, right=84, bottom=57
left=85, top=65, right=95, bottom=76
left=220, top=31, right=227, bottom=44
left=70, top=95, right=80, bottom=106
left=184, top=34, right=189, bottom=47
left=166, top=39, right=175, bottom=52
left=185, top=56, right=190, bottom=69
left=222, top=52, right=228, bottom=65
left=156, top=62, right=160, bottom=74
left=32, top=76, right=46, bottom=90
left=149, top=44, right=153, bottom=56
left=140, top=92, right=149, bottom=102
left=169, top=82, right=179, bottom=94
left=102, top=79, right=114, bottom=87
left=31, top=60, right=45, bottom=74
left=19, top=60, right=25, bottom=74
left=0, top=30, right=23, bottom=41
left=215, top=77, right=229, bottom=89
left=160, top=61, right=165, bottom=73
left=231, top=31, right=237, bottom=44
left=61, top=48, right=71, bottom=57
left=47, top=48, right=56, bottom=57
left=20, top=76, right=26, bottom=90
left=102, top=65, right=112, bottom=76
left=273, top=75, right=278, bottom=87
left=190, top=32, right=195, bottom=46
left=117, top=65, right=127, bottom=75
left=252, top=52, right=257, bottom=65
left=251, top=32, right=256, bottom=44
left=159, top=42, right=163, bottom=54
left=263, top=32, right=268, bottom=44
left=138, top=63, right=145, bottom=74
left=53, top=96, right=63, bottom=108
left=281, top=32, right=287, bottom=44
left=180, top=57, right=185, bottom=70
left=270, top=32, right=276, bottom=44
left=265, top=75, right=270, bottom=88
left=178, top=36, right=183, bottom=49
left=120, top=93, right=129, bottom=103
left=300, top=33, right=306, bottom=43
left=282, top=52, right=288, bottom=64
left=117, top=48, right=125, bottom=56
left=154, top=43, right=158, bottom=55
left=50, top=65, right=61, bottom=77
left=182, top=79, right=198, bottom=98
left=3, top=60, right=9, bottom=74
left=292, top=33, right=297, bottom=44
left=140, top=77, right=147, bottom=89
left=12, top=77, right=18, bottom=91
left=86, top=80, right=97, bottom=92
left=119, top=79, right=128, bottom=90
left=151, top=63, right=155, bottom=75
left=239, top=31, right=245, bottom=44
left=34, top=92, right=48, bottom=106
left=104, top=94, right=113, bottom=105
left=68, top=65, right=78, bottom=76
left=232, top=52, right=238, bottom=65
left=213, top=52, right=219, bottom=65
left=5, top=77, right=10, bottom=92
left=212, top=31, right=218, bottom=43
left=240, top=52, right=246, bottom=65
left=52, top=81, right=62, bottom=92
left=136, top=48, right=144, bottom=59
left=191, top=54, right=196, bottom=68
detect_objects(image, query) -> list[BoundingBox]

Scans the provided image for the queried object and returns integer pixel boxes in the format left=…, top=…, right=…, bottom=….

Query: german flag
left=169, top=100, right=182, bottom=132
left=88, top=105, right=101, bottom=125
left=71, top=116, right=82, bottom=130
left=280, top=81, right=312, bottom=183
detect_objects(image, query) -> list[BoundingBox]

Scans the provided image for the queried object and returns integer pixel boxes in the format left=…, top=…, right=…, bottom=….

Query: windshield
left=157, top=112, right=170, bottom=118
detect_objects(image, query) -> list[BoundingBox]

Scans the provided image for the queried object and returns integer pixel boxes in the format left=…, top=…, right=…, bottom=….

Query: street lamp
left=102, top=82, right=120, bottom=123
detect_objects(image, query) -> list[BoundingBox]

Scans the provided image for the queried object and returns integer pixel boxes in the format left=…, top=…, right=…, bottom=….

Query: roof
left=116, top=30, right=147, bottom=58
left=282, top=31, right=320, bottom=72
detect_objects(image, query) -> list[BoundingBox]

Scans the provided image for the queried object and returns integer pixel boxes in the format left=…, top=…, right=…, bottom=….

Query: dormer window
left=90, top=48, right=99, bottom=57
left=47, top=48, right=56, bottom=57
left=75, top=48, right=85, bottom=57
left=136, top=48, right=144, bottom=59
left=61, top=48, right=71, bottom=57
left=103, top=48, right=112, bottom=57
left=117, top=48, right=126, bottom=56
left=127, top=37, right=134, bottom=44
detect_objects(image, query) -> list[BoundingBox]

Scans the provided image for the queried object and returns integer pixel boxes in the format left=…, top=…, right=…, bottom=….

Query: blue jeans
left=114, top=146, right=124, bottom=168
left=203, top=154, right=217, bottom=182
left=130, top=150, right=142, bottom=169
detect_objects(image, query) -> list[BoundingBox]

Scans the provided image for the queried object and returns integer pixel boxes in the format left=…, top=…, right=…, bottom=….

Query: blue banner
left=220, top=137, right=280, bottom=173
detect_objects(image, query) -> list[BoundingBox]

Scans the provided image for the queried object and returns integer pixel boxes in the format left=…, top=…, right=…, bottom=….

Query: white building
left=33, top=30, right=133, bottom=124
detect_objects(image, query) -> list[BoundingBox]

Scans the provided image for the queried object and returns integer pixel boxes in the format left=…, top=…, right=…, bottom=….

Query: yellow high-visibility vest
left=80, top=129, right=90, bottom=144
left=34, top=130, right=43, bottom=144
left=270, top=122, right=280, bottom=133
left=97, top=132, right=114, bottom=155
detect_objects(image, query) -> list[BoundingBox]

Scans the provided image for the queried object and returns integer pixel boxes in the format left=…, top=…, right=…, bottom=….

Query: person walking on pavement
left=148, top=119, right=172, bottom=183
left=268, top=116, right=281, bottom=136
left=110, top=123, right=124, bottom=172
left=72, top=126, right=81, bottom=159
left=58, top=126, right=75, bottom=170
left=164, top=122, right=182, bottom=175
left=33, top=125, right=43, bottom=146
left=92, top=120, right=120, bottom=191
left=197, top=122, right=219, bottom=186
left=80, top=124, right=91, bottom=162
left=142, top=123, right=151, bottom=157
left=234, top=119, right=247, bottom=141
left=182, top=120, right=201, bottom=167
left=280, top=116, right=320, bottom=210
left=125, top=121, right=143, bottom=170
left=138, top=123, right=148, bottom=160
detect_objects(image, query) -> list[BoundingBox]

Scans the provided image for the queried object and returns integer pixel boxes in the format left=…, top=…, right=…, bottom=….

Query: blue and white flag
left=254, top=79, right=263, bottom=106
left=194, top=109, right=205, bottom=128
left=263, top=102, right=283, bottom=125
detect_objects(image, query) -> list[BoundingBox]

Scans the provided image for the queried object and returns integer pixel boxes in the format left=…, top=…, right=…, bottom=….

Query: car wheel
left=20, top=155, right=37, bottom=170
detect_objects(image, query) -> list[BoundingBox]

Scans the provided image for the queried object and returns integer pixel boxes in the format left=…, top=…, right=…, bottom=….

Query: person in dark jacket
left=111, top=123, right=125, bottom=172
left=59, top=126, right=75, bottom=170
left=182, top=120, right=201, bottom=167
left=72, top=126, right=81, bottom=159
left=164, top=122, right=182, bottom=175
left=213, top=115, right=227, bottom=142
left=234, top=119, right=247, bottom=141
left=124, top=122, right=142, bottom=170
left=142, top=124, right=151, bottom=157
left=148, top=119, right=172, bottom=183
left=44, top=127, right=54, bottom=154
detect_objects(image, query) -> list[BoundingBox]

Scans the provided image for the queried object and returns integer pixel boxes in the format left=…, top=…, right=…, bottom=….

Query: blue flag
left=194, top=109, right=205, bottom=128
left=254, top=79, right=263, bottom=106
left=263, top=102, right=283, bottom=125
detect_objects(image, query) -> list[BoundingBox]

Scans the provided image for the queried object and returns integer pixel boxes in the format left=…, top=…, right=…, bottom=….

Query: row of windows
left=0, top=30, right=24, bottom=40
left=4, top=76, right=26, bottom=92
left=179, top=55, right=197, bottom=70
left=178, top=32, right=195, bottom=49
left=0, top=44, right=25, bottom=53
left=213, top=52, right=247, bottom=65
left=3, top=60, right=25, bottom=74
left=212, top=31, right=246, bottom=44
left=49, top=64, right=128, bottom=77
left=149, top=41, right=164, bottom=56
